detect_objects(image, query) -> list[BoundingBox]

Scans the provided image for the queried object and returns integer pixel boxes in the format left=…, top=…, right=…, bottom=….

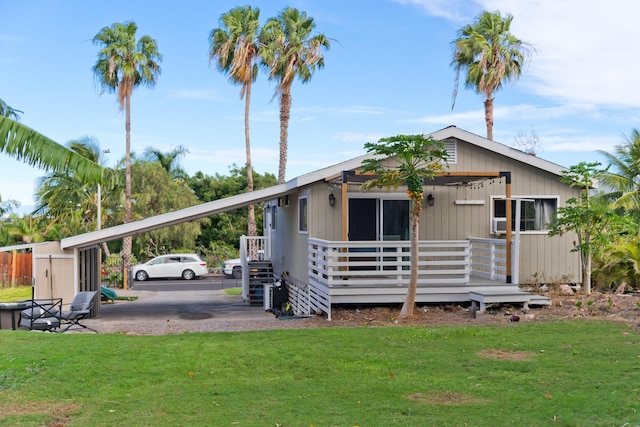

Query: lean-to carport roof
left=60, top=126, right=566, bottom=250
left=59, top=153, right=375, bottom=250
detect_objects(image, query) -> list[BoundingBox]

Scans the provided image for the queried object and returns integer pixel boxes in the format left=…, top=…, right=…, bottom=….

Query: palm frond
left=0, top=116, right=104, bottom=183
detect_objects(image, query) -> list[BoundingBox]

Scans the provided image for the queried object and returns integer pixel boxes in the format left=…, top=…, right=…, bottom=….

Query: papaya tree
left=361, top=134, right=448, bottom=318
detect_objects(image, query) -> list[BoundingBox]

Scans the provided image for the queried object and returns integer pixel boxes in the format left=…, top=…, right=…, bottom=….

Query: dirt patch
left=476, top=348, right=536, bottom=361
left=407, top=392, right=489, bottom=405
left=0, top=400, right=79, bottom=426
left=323, top=291, right=640, bottom=330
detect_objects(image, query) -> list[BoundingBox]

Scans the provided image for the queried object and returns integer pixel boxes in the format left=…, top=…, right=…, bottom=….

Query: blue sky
left=2, top=0, right=639, bottom=209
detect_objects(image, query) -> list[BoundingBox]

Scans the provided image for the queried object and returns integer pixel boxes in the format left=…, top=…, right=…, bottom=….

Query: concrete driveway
left=94, top=288, right=274, bottom=323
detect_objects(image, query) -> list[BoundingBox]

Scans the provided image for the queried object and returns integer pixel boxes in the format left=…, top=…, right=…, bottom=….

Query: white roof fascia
left=291, top=153, right=376, bottom=187
left=0, top=242, right=49, bottom=253
left=61, top=183, right=291, bottom=249
left=427, top=126, right=567, bottom=177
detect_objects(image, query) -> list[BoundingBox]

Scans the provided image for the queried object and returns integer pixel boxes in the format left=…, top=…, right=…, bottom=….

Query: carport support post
left=501, top=171, right=512, bottom=284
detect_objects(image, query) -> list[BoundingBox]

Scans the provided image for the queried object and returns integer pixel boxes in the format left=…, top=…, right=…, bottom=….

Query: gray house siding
left=268, top=132, right=581, bottom=288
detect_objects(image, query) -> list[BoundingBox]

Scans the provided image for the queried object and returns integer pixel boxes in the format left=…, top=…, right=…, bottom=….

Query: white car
left=222, top=258, right=242, bottom=279
left=132, top=254, right=208, bottom=281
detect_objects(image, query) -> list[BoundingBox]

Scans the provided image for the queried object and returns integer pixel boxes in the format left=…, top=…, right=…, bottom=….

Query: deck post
left=501, top=172, right=512, bottom=284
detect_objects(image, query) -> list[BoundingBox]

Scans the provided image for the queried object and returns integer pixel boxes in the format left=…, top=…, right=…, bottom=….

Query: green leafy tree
left=209, top=6, right=261, bottom=244
left=142, top=145, right=189, bottom=180
left=259, top=7, right=330, bottom=184
left=593, top=231, right=640, bottom=293
left=597, top=129, right=640, bottom=215
left=548, top=162, right=634, bottom=294
left=451, top=11, right=532, bottom=140
left=1, top=213, right=57, bottom=244
left=0, top=194, right=19, bottom=217
left=188, top=165, right=277, bottom=250
left=93, top=21, right=162, bottom=274
left=130, top=161, right=205, bottom=258
left=34, top=137, right=115, bottom=235
left=361, top=135, right=448, bottom=318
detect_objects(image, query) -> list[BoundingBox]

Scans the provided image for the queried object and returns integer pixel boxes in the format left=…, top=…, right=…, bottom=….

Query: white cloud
left=392, top=0, right=474, bottom=22
left=403, top=0, right=640, bottom=108
left=167, top=89, right=220, bottom=101
left=335, top=106, right=385, bottom=115
left=333, top=132, right=386, bottom=144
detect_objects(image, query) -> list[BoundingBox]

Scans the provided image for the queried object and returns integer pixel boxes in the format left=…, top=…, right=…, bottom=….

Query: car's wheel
left=182, top=269, right=196, bottom=280
left=232, top=266, right=242, bottom=279
left=135, top=270, right=148, bottom=281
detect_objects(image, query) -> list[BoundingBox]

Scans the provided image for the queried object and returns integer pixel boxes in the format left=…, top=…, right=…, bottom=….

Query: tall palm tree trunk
left=278, top=89, right=292, bottom=184
left=245, top=77, right=257, bottom=248
left=122, top=93, right=133, bottom=284
left=484, top=94, right=494, bottom=140
left=399, top=203, right=420, bottom=318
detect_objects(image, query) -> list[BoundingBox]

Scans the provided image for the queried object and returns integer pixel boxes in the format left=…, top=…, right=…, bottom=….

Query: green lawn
left=0, top=321, right=638, bottom=426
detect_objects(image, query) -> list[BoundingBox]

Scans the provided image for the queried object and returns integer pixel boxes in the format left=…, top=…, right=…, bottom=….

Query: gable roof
left=428, top=126, right=566, bottom=177
left=60, top=126, right=566, bottom=249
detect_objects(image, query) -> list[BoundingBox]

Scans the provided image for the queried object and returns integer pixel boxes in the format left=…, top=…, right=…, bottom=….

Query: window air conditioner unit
left=492, top=217, right=507, bottom=234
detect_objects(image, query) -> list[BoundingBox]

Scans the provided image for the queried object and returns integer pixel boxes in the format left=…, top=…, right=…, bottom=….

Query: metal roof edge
left=61, top=183, right=290, bottom=249
left=426, top=126, right=567, bottom=176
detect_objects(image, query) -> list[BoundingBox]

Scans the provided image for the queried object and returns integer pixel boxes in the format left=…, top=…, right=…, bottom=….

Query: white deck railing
left=468, top=237, right=508, bottom=281
left=308, top=239, right=471, bottom=287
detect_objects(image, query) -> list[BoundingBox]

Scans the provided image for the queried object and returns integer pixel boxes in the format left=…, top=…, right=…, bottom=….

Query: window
left=271, top=206, right=277, bottom=230
left=493, top=197, right=558, bottom=232
left=298, top=196, right=308, bottom=233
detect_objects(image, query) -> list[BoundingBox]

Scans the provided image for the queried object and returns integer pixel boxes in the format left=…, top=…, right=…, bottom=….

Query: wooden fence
left=0, top=251, right=32, bottom=287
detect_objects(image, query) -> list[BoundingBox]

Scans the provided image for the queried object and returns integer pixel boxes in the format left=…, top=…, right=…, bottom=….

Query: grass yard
left=0, top=321, right=638, bottom=426
left=0, top=286, right=32, bottom=302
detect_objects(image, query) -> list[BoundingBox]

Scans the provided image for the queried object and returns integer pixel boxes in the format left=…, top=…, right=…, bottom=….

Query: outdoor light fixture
left=265, top=204, right=271, bottom=213
left=427, top=193, right=435, bottom=206
left=328, top=192, right=336, bottom=207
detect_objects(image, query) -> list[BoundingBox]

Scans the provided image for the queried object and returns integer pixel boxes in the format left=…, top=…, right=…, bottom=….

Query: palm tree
left=451, top=11, right=532, bottom=140
left=361, top=135, right=448, bottom=318
left=34, top=136, right=113, bottom=235
left=209, top=6, right=261, bottom=240
left=259, top=7, right=330, bottom=184
left=0, top=194, right=19, bottom=217
left=0, top=98, right=23, bottom=120
left=598, top=129, right=640, bottom=215
left=93, top=21, right=162, bottom=275
left=142, top=145, right=189, bottom=181
left=0, top=116, right=104, bottom=183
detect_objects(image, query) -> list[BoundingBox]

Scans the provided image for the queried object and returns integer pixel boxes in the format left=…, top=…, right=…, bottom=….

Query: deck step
left=528, top=295, right=552, bottom=307
left=469, top=290, right=532, bottom=313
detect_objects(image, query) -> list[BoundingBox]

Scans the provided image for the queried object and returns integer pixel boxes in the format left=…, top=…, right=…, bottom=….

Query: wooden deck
left=240, top=236, right=551, bottom=321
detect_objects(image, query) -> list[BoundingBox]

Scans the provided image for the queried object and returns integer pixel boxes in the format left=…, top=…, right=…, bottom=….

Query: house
left=0, top=126, right=580, bottom=320
left=257, top=126, right=580, bottom=318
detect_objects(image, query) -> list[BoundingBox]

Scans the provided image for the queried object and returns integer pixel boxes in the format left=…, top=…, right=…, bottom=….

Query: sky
left=2, top=0, right=639, bottom=210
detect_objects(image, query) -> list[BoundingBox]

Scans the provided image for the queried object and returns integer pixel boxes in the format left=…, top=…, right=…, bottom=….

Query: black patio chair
left=19, top=298, right=62, bottom=332
left=59, top=291, right=99, bottom=333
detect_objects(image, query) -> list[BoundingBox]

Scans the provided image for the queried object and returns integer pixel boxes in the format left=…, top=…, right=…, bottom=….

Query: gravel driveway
left=80, top=288, right=321, bottom=335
